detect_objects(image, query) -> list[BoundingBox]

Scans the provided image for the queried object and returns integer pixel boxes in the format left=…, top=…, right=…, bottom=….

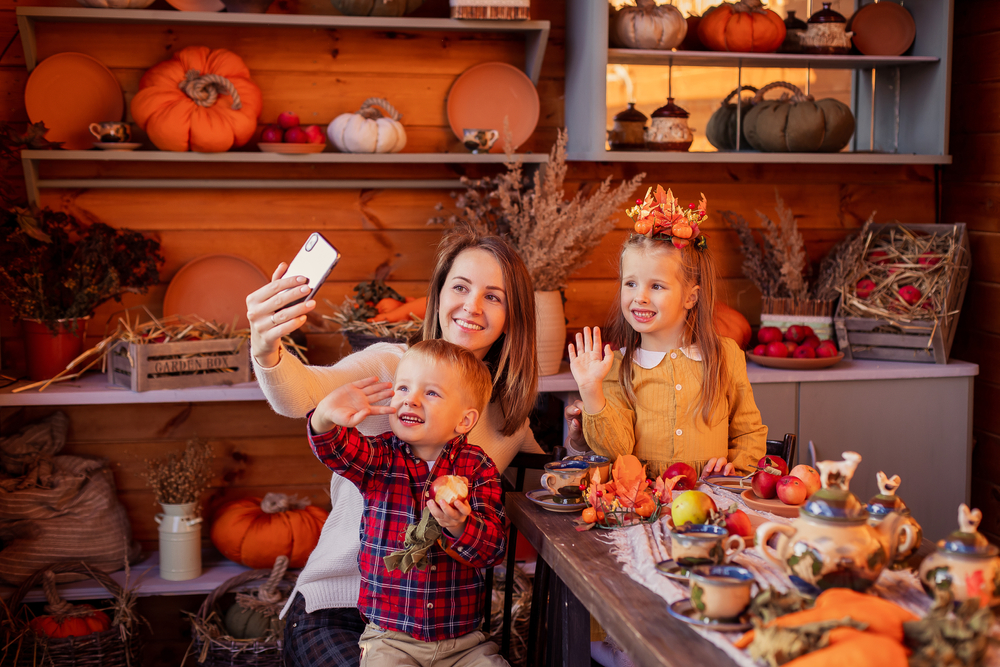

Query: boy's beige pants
left=359, top=622, right=509, bottom=667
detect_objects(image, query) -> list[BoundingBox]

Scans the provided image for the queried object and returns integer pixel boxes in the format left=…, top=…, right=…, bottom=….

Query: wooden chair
left=766, top=433, right=797, bottom=467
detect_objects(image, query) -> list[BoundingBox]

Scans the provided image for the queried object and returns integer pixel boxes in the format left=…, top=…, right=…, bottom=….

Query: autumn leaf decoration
left=625, top=185, right=709, bottom=250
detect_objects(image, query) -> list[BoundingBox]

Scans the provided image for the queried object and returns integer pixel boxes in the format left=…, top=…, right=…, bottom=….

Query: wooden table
left=507, top=492, right=740, bottom=667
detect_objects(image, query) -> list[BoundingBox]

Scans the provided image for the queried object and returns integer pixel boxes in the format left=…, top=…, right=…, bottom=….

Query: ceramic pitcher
left=156, top=502, right=203, bottom=581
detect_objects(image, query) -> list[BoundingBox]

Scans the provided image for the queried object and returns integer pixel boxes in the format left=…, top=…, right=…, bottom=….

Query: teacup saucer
left=93, top=142, right=141, bottom=151
left=666, top=598, right=752, bottom=632
left=655, top=559, right=690, bottom=583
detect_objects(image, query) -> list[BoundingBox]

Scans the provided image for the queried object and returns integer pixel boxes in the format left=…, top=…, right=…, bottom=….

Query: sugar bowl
left=919, top=504, right=1000, bottom=608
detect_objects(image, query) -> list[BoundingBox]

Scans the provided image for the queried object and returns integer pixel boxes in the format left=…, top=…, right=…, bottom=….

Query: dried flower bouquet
left=142, top=438, right=213, bottom=506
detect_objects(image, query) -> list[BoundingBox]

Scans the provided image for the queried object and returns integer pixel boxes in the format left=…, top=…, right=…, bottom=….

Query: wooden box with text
left=106, top=338, right=251, bottom=392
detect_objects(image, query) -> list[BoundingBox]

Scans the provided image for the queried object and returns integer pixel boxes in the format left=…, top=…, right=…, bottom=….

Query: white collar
left=627, top=345, right=703, bottom=369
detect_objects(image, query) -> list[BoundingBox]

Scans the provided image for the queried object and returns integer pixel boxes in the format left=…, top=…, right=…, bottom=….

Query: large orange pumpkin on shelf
left=29, top=604, right=111, bottom=639
left=131, top=46, right=263, bottom=153
left=211, top=493, right=328, bottom=568
left=698, top=0, right=786, bottom=53
left=714, top=301, right=752, bottom=349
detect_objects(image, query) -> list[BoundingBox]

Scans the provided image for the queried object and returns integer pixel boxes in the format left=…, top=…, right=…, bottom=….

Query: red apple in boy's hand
left=284, top=126, right=309, bottom=143
left=427, top=475, right=469, bottom=506
left=793, top=345, right=816, bottom=359
left=723, top=507, right=753, bottom=538
left=765, top=342, right=788, bottom=358
left=663, top=462, right=697, bottom=490
left=753, top=344, right=767, bottom=356
left=758, top=327, right=783, bottom=345
left=790, top=464, right=821, bottom=495
left=785, top=325, right=806, bottom=343
left=261, top=124, right=283, bottom=143
left=776, top=475, right=808, bottom=505
left=801, top=335, right=821, bottom=350
left=277, top=111, right=300, bottom=129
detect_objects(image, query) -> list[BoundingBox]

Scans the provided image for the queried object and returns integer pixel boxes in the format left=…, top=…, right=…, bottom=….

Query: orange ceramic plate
left=258, top=142, right=326, bottom=154
left=740, top=489, right=800, bottom=519
left=163, top=254, right=268, bottom=329
left=25, top=53, right=123, bottom=150
left=446, top=62, right=540, bottom=153
left=849, top=2, right=915, bottom=57
left=746, top=352, right=844, bottom=370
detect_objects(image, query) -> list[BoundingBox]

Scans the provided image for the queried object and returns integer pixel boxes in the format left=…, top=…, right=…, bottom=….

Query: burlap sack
left=0, top=412, right=140, bottom=584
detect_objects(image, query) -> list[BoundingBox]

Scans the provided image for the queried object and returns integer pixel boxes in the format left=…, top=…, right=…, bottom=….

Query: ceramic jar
left=919, top=504, right=1000, bottom=608
left=800, top=2, right=853, bottom=55
left=670, top=524, right=745, bottom=567
left=757, top=451, right=916, bottom=593
left=866, top=472, right=923, bottom=568
left=608, top=103, right=647, bottom=151
left=647, top=98, right=693, bottom=152
left=780, top=10, right=808, bottom=53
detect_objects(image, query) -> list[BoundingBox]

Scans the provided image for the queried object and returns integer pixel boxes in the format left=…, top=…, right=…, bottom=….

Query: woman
left=246, top=228, right=546, bottom=667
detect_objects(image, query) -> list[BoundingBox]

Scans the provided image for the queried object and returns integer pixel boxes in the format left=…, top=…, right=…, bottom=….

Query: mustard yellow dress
left=582, top=337, right=767, bottom=478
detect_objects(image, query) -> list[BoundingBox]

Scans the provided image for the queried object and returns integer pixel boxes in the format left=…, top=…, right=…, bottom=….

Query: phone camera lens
left=305, top=234, right=317, bottom=251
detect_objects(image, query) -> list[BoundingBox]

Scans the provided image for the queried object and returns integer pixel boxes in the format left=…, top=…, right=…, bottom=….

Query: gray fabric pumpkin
left=743, top=81, right=855, bottom=152
left=613, top=0, right=688, bottom=50
left=224, top=602, right=284, bottom=639
left=331, top=0, right=423, bottom=16
left=705, top=85, right=757, bottom=151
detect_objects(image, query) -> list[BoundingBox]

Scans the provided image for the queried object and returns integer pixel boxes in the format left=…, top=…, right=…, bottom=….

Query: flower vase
left=535, top=290, right=566, bottom=376
left=156, top=502, right=203, bottom=581
left=22, top=317, right=90, bottom=381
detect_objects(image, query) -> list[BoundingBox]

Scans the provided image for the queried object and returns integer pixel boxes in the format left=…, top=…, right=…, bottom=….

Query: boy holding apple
left=307, top=339, right=508, bottom=667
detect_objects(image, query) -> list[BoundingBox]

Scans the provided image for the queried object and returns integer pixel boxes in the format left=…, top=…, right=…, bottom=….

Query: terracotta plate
left=163, top=254, right=268, bottom=329
left=94, top=142, right=142, bottom=151
left=525, top=489, right=586, bottom=513
left=666, top=599, right=752, bottom=632
left=165, top=0, right=224, bottom=11
left=849, top=2, right=916, bottom=57
left=446, top=62, right=539, bottom=153
left=740, top=489, right=800, bottom=519
left=746, top=352, right=844, bottom=370
left=258, top=142, right=326, bottom=154
left=25, top=53, right=123, bottom=150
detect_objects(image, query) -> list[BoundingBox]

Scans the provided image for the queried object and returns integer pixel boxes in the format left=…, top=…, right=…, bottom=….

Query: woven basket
left=488, top=564, right=532, bottom=667
left=344, top=331, right=409, bottom=352
left=2, top=561, right=144, bottom=667
left=187, top=556, right=297, bottom=667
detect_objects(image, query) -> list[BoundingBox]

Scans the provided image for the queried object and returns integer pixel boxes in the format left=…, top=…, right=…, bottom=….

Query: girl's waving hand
left=569, top=327, right=614, bottom=413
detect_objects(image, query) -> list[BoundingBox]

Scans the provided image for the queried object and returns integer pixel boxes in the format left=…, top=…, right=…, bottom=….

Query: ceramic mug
left=562, top=453, right=610, bottom=484
left=462, top=128, right=500, bottom=153
left=89, top=121, right=131, bottom=143
left=540, top=460, right=590, bottom=499
left=670, top=524, right=745, bottom=567
left=688, top=565, right=755, bottom=620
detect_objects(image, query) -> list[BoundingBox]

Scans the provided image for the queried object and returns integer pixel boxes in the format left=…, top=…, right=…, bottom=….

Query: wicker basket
left=2, top=561, right=145, bottom=667
left=488, top=564, right=532, bottom=667
left=344, top=331, right=409, bottom=352
left=187, top=556, right=297, bottom=667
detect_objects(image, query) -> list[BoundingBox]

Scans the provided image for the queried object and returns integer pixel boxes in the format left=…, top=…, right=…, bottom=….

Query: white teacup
left=688, top=565, right=755, bottom=620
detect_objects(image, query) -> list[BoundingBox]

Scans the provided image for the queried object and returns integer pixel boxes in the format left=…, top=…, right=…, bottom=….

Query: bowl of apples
left=746, top=324, right=844, bottom=370
left=258, top=111, right=327, bottom=154
left=739, top=455, right=822, bottom=518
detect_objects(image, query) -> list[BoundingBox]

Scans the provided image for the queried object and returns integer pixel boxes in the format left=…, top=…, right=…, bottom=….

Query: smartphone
left=277, top=232, right=341, bottom=311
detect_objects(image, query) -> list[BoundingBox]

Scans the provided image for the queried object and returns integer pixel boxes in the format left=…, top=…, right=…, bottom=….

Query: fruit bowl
left=258, top=142, right=325, bottom=154
left=746, top=352, right=845, bottom=370
left=740, top=489, right=800, bottom=518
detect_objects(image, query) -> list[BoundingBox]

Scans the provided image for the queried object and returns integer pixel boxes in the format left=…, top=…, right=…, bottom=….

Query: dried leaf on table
left=903, top=592, right=994, bottom=667
left=749, top=617, right=867, bottom=667
left=749, top=587, right=815, bottom=625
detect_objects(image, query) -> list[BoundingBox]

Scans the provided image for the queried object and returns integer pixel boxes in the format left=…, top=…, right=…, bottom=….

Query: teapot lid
left=652, top=97, right=690, bottom=119
left=939, top=504, right=998, bottom=557
left=804, top=451, right=866, bottom=521
left=866, top=471, right=909, bottom=516
left=808, top=2, right=846, bottom=24
left=614, top=102, right=648, bottom=123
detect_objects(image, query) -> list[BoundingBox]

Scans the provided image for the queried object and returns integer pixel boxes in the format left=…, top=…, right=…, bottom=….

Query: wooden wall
left=0, top=0, right=941, bottom=556
left=944, top=0, right=1000, bottom=543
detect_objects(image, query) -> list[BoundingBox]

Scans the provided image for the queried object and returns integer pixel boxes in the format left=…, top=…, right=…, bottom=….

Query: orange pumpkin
left=29, top=604, right=110, bottom=639
left=131, top=46, right=263, bottom=153
left=698, top=0, right=786, bottom=53
left=211, top=493, right=328, bottom=568
left=714, top=301, right=752, bottom=349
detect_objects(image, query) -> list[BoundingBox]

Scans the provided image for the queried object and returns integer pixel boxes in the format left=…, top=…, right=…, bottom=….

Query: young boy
left=307, top=339, right=509, bottom=667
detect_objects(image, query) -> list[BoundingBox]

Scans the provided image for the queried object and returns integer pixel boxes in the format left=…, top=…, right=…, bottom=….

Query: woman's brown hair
left=604, top=235, right=726, bottom=425
left=422, top=227, right=538, bottom=437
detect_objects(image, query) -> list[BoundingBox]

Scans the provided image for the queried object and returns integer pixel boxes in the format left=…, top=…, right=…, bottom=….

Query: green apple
left=670, top=490, right=718, bottom=527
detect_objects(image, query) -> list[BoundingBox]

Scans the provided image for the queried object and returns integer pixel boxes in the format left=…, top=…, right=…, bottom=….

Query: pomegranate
left=856, top=279, right=876, bottom=299
left=261, top=124, right=283, bottom=143
left=663, top=462, right=697, bottom=491
left=757, top=326, right=783, bottom=345
left=776, top=475, right=808, bottom=505
left=765, top=342, right=788, bottom=358
left=277, top=111, right=300, bottom=129
left=427, top=475, right=469, bottom=506
left=792, top=345, right=816, bottom=359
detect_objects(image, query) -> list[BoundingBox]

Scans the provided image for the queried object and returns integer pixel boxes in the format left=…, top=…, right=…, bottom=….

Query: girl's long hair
left=423, top=227, right=538, bottom=437
left=604, top=235, right=726, bottom=425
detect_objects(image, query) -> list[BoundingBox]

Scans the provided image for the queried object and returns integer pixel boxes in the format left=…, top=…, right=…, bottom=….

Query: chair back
left=765, top=433, right=797, bottom=467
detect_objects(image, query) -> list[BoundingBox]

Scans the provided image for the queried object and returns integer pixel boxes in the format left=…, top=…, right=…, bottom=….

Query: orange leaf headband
left=625, top=185, right=708, bottom=250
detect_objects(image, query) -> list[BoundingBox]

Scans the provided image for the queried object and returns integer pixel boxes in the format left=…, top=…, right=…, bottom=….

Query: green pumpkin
left=705, top=86, right=757, bottom=151
left=223, top=603, right=284, bottom=640
left=331, top=0, right=423, bottom=16
left=744, top=81, right=855, bottom=153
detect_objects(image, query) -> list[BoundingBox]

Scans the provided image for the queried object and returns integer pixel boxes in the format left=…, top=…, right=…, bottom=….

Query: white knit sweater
left=253, top=344, right=546, bottom=617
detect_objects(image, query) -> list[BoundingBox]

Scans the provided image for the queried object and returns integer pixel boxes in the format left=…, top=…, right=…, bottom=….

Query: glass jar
left=608, top=102, right=647, bottom=151
left=647, top=97, right=693, bottom=152
left=800, top=2, right=852, bottom=55
left=780, top=10, right=808, bottom=53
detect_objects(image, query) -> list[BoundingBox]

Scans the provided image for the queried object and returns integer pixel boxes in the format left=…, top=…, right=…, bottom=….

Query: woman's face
left=437, top=248, right=509, bottom=360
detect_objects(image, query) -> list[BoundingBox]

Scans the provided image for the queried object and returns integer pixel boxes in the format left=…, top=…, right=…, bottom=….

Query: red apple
left=757, top=326, right=783, bottom=345
left=284, top=126, right=309, bottom=143
left=753, top=344, right=767, bottom=356
left=277, top=111, right=300, bottom=129
left=918, top=253, right=941, bottom=267
left=723, top=508, right=753, bottom=538
left=868, top=250, right=889, bottom=264
left=856, top=279, right=876, bottom=299
left=303, top=124, right=326, bottom=144
left=802, top=326, right=815, bottom=338
left=261, top=124, right=283, bottom=143
left=785, top=325, right=806, bottom=343
left=757, top=455, right=788, bottom=477
left=752, top=467, right=780, bottom=499
left=898, top=285, right=922, bottom=306
left=785, top=341, right=799, bottom=355
left=776, top=475, right=808, bottom=505
left=793, top=345, right=816, bottom=359
left=663, top=462, right=697, bottom=491
left=801, top=335, right=821, bottom=350
left=765, top=341, right=788, bottom=358
left=427, top=475, right=469, bottom=506
left=789, top=464, right=821, bottom=495
left=815, top=342, right=838, bottom=358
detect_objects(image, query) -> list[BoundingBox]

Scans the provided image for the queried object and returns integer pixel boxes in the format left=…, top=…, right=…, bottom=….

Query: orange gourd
left=211, top=493, right=328, bottom=568
left=698, top=0, right=786, bottom=53
left=714, top=301, right=752, bottom=349
left=131, top=46, right=263, bottom=153
left=28, top=572, right=111, bottom=638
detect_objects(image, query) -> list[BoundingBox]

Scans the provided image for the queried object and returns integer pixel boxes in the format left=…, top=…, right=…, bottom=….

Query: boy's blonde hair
left=402, top=339, right=493, bottom=413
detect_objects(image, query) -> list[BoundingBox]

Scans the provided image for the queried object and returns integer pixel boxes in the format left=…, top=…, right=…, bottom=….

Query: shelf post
left=870, top=68, right=876, bottom=152
left=16, top=12, right=37, bottom=71
left=21, top=154, right=39, bottom=207
left=524, top=23, right=549, bottom=85
left=735, top=62, right=742, bottom=151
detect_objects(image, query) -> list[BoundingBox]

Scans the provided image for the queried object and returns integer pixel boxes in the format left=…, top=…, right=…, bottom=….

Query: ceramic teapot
left=918, top=504, right=1000, bottom=608
left=756, top=451, right=916, bottom=593
left=866, top=471, right=923, bottom=568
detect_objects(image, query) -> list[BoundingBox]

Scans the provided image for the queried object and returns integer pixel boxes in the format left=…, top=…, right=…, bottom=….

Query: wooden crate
left=835, top=223, right=970, bottom=364
left=107, top=338, right=251, bottom=392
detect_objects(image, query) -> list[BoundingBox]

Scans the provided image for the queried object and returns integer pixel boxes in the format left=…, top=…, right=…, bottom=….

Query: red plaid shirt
left=307, top=418, right=506, bottom=641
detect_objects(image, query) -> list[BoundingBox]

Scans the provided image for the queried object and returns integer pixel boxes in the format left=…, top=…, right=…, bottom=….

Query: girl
left=569, top=187, right=766, bottom=479
left=246, top=227, right=547, bottom=667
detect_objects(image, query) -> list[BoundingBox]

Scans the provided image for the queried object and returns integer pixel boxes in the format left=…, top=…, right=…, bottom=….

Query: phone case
left=278, top=233, right=341, bottom=310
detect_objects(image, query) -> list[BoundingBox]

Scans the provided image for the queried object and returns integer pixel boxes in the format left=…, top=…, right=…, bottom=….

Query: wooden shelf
left=567, top=151, right=952, bottom=165
left=15, top=7, right=550, bottom=82
left=608, top=48, right=939, bottom=70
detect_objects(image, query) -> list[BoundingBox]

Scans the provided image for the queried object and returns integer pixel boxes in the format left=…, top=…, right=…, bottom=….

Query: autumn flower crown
left=625, top=185, right=708, bottom=250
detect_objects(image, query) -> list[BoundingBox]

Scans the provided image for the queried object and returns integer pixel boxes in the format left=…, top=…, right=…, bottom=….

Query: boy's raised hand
left=427, top=498, right=471, bottom=538
left=310, top=376, right=396, bottom=433
left=569, top=327, right=614, bottom=413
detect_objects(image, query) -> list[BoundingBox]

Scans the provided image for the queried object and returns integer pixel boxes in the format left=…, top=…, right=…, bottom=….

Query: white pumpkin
left=327, top=97, right=406, bottom=154
left=77, top=0, right=155, bottom=7
left=615, top=0, right=687, bottom=50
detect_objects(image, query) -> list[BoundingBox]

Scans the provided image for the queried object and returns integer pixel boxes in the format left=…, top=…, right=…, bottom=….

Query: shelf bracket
left=17, top=13, right=37, bottom=72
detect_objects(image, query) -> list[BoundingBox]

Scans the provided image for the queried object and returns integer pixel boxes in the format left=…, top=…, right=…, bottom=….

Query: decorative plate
left=704, top=475, right=751, bottom=493
left=746, top=352, right=845, bottom=370
left=525, top=489, right=586, bottom=513
left=849, top=1, right=916, bottom=57
left=666, top=598, right=752, bottom=632
left=655, top=559, right=691, bottom=583
left=740, top=489, right=800, bottom=519
left=163, top=254, right=268, bottom=329
left=165, top=0, right=224, bottom=11
left=93, top=142, right=142, bottom=151
left=446, top=61, right=539, bottom=153
left=25, top=53, right=123, bottom=150
left=258, top=142, right=326, bottom=154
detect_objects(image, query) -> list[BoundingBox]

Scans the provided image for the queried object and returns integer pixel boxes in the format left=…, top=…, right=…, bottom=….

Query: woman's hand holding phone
left=246, top=262, right=315, bottom=368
